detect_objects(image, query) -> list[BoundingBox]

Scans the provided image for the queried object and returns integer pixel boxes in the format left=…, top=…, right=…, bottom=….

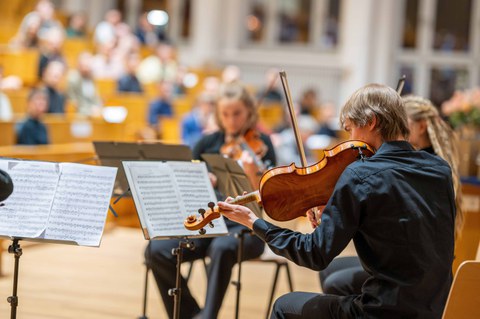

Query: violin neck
left=230, top=190, right=261, bottom=206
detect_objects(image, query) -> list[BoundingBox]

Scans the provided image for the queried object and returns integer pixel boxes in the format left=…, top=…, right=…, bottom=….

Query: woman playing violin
left=145, top=81, right=276, bottom=319
left=218, top=83, right=455, bottom=319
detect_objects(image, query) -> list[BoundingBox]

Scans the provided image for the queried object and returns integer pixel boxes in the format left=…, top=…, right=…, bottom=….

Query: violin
left=220, top=129, right=269, bottom=171
left=185, top=140, right=375, bottom=233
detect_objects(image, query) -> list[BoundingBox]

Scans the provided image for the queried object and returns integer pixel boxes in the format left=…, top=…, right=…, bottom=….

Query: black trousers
left=270, top=292, right=357, bottom=319
left=319, top=256, right=369, bottom=296
left=145, top=223, right=264, bottom=319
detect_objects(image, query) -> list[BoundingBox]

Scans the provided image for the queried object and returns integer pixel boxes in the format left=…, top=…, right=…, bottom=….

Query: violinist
left=218, top=83, right=455, bottom=319
left=144, top=81, right=276, bottom=319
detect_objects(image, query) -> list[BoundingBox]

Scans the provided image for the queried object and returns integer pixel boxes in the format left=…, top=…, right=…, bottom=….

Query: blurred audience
left=91, top=41, right=125, bottom=80
left=256, top=67, right=283, bottom=104
left=16, top=88, right=49, bottom=145
left=42, top=61, right=66, bottom=113
left=299, top=88, right=320, bottom=116
left=181, top=92, right=216, bottom=148
left=135, top=12, right=166, bottom=47
left=316, top=101, right=338, bottom=138
left=67, top=52, right=102, bottom=117
left=117, top=53, right=143, bottom=93
left=147, top=81, right=173, bottom=127
left=94, top=9, right=122, bottom=46
left=221, top=65, right=242, bottom=84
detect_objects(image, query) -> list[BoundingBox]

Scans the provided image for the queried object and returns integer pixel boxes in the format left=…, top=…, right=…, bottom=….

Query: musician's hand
left=306, top=206, right=325, bottom=229
left=218, top=199, right=258, bottom=229
left=208, top=172, right=218, bottom=188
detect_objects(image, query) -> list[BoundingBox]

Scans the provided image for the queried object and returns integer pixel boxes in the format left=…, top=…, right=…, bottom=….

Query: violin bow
left=396, top=75, right=406, bottom=95
left=279, top=71, right=308, bottom=167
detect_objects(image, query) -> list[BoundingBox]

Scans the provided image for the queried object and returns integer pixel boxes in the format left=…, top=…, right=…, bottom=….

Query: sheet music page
left=43, top=163, right=117, bottom=246
left=0, top=160, right=59, bottom=238
left=123, top=161, right=228, bottom=239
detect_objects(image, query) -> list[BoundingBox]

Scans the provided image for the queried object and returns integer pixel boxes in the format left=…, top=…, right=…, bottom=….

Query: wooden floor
left=0, top=223, right=352, bottom=319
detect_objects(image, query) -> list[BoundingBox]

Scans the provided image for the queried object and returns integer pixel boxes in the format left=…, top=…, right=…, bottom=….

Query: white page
left=0, top=160, right=59, bottom=238
left=123, top=161, right=228, bottom=239
left=44, top=163, right=117, bottom=246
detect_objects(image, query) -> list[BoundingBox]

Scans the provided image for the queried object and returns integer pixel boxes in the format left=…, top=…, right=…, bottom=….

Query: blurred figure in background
left=117, top=53, right=143, bottom=93
left=256, top=67, right=283, bottom=104
left=135, top=12, right=166, bottom=47
left=16, top=88, right=49, bottom=145
left=42, top=60, right=66, bottom=114
left=299, top=88, right=320, bottom=116
left=137, top=43, right=178, bottom=84
left=91, top=40, right=125, bottom=80
left=221, top=64, right=241, bottom=84
left=181, top=92, right=216, bottom=148
left=147, top=81, right=173, bottom=128
left=316, top=101, right=338, bottom=138
left=94, top=9, right=122, bottom=47
left=67, top=52, right=102, bottom=117
left=16, top=0, right=63, bottom=44
left=0, top=67, right=13, bottom=121
left=66, top=12, right=88, bottom=38
left=37, top=27, right=65, bottom=79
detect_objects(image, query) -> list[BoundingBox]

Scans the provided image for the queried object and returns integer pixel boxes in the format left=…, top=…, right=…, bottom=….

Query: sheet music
left=0, top=159, right=117, bottom=247
left=123, top=161, right=228, bottom=239
left=0, top=161, right=59, bottom=238
left=44, top=163, right=117, bottom=246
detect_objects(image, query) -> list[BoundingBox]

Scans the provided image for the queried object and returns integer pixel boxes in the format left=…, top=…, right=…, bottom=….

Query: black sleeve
left=0, top=169, right=14, bottom=202
left=260, top=133, right=277, bottom=167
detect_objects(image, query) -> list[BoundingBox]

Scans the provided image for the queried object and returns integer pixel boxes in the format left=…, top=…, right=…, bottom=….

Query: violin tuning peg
left=208, top=222, right=214, bottom=228
left=198, top=208, right=206, bottom=218
left=199, top=228, right=206, bottom=235
left=208, top=202, right=215, bottom=210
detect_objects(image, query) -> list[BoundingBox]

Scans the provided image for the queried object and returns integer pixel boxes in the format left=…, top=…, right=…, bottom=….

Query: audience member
left=66, top=12, right=88, bottom=38
left=137, top=43, right=178, bottom=84
left=221, top=64, right=242, bottom=84
left=10, top=14, right=41, bottom=49
left=0, top=67, right=13, bottom=121
left=117, top=53, right=143, bottom=93
left=181, top=92, right=216, bottom=148
left=42, top=61, right=66, bottom=114
left=256, top=67, right=283, bottom=104
left=38, top=27, right=65, bottom=79
left=16, top=88, right=49, bottom=145
left=135, top=12, right=166, bottom=47
left=67, top=52, right=102, bottom=117
left=316, top=101, right=338, bottom=138
left=16, top=0, right=63, bottom=44
left=299, top=88, right=320, bottom=116
left=94, top=9, right=122, bottom=46
left=147, top=81, right=173, bottom=127
left=91, top=41, right=125, bottom=80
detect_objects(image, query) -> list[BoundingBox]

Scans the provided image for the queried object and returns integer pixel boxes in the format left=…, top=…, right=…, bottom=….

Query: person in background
left=66, top=12, right=88, bottom=38
left=0, top=66, right=13, bottom=121
left=94, top=9, right=122, bottom=47
left=256, top=67, right=283, bottom=104
left=317, top=94, right=464, bottom=298
left=316, top=101, right=338, bottom=138
left=219, top=84, right=455, bottom=319
left=41, top=61, right=66, bottom=114
left=37, top=27, right=65, bottom=79
left=137, top=43, right=178, bottom=84
left=299, top=88, right=320, bottom=116
left=67, top=52, right=102, bottom=117
left=16, top=88, right=49, bottom=145
left=147, top=81, right=173, bottom=128
left=181, top=92, right=216, bottom=148
left=135, top=12, right=166, bottom=47
left=117, top=53, right=143, bottom=93
left=145, top=82, right=276, bottom=319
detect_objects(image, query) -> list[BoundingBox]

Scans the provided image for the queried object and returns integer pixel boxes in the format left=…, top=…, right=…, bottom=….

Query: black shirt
left=253, top=141, right=455, bottom=319
left=47, top=86, right=66, bottom=114
left=16, top=118, right=49, bottom=145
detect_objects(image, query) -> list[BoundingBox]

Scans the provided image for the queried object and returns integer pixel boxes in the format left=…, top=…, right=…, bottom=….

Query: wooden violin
left=184, top=139, right=375, bottom=233
left=220, top=128, right=268, bottom=171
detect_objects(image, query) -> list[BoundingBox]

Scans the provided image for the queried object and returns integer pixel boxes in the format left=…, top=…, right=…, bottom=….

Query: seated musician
left=317, top=94, right=463, bottom=298
left=145, top=82, right=276, bottom=319
left=219, top=84, right=455, bottom=319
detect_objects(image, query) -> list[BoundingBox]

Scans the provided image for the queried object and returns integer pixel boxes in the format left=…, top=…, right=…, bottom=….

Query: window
left=245, top=0, right=342, bottom=49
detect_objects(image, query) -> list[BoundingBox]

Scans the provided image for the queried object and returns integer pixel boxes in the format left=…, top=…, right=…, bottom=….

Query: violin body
left=259, top=140, right=375, bottom=221
left=184, top=140, right=375, bottom=232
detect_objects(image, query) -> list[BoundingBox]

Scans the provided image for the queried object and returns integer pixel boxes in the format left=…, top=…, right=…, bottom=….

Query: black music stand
left=201, top=154, right=263, bottom=319
left=94, top=141, right=196, bottom=319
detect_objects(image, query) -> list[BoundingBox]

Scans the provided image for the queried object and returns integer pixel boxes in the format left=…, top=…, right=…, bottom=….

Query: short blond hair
left=340, top=83, right=409, bottom=141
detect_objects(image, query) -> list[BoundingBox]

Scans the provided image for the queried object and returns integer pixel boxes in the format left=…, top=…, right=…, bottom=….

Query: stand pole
left=7, top=238, right=22, bottom=319
left=168, top=239, right=195, bottom=319
left=232, top=229, right=251, bottom=319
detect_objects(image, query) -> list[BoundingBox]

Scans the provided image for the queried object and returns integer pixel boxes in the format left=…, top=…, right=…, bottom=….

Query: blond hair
left=403, top=95, right=463, bottom=238
left=215, top=82, right=258, bottom=133
left=340, top=83, right=410, bottom=141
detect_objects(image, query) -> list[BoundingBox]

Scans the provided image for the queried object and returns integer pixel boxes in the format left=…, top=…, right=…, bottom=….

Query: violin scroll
left=184, top=202, right=219, bottom=234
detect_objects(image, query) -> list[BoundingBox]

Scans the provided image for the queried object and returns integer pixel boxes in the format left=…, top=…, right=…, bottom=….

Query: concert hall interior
left=1, top=1, right=480, bottom=318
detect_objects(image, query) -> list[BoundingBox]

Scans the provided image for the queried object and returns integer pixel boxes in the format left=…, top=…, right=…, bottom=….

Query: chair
left=442, top=260, right=480, bottom=319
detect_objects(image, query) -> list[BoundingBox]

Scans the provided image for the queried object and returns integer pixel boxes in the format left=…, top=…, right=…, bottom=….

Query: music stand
left=200, top=154, right=263, bottom=319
